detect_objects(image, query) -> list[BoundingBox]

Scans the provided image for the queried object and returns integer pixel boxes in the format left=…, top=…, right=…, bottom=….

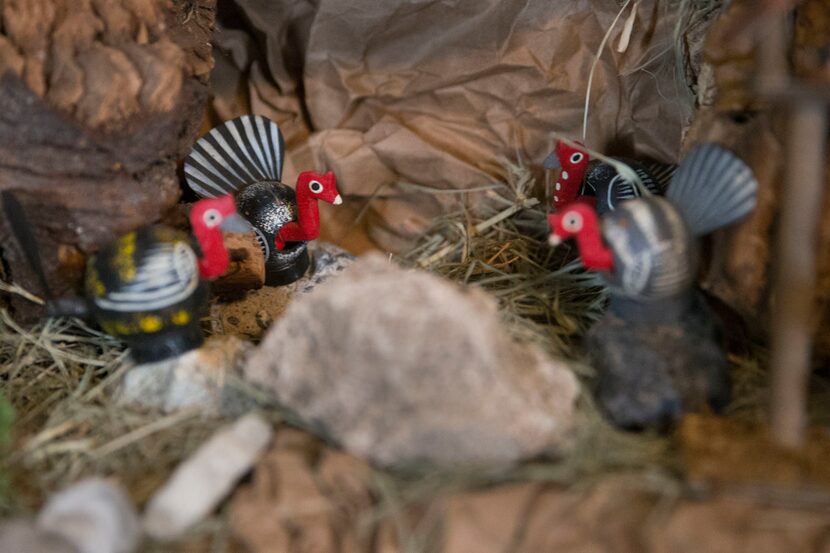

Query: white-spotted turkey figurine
left=544, top=140, right=676, bottom=214
left=184, top=115, right=343, bottom=286
left=547, top=143, right=759, bottom=429
left=1, top=192, right=249, bottom=363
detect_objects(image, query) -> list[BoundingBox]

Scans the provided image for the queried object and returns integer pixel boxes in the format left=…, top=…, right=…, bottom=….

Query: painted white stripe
left=269, top=120, right=283, bottom=180
left=94, top=275, right=197, bottom=311
left=242, top=117, right=270, bottom=177
left=198, top=140, right=247, bottom=184
left=185, top=168, right=227, bottom=198
left=227, top=122, right=265, bottom=180
left=94, top=244, right=198, bottom=311
left=187, top=152, right=238, bottom=192
left=255, top=117, right=275, bottom=180
left=211, top=130, right=257, bottom=182
left=628, top=200, right=661, bottom=246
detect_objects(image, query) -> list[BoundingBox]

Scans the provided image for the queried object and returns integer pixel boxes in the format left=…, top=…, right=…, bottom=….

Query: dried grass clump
left=0, top=312, right=232, bottom=511
left=400, top=162, right=607, bottom=359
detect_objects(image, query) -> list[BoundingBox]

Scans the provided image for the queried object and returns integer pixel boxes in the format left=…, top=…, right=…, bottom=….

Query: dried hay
left=0, top=312, right=244, bottom=514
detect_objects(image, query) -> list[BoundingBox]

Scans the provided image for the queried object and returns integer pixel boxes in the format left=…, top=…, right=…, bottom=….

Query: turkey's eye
left=203, top=208, right=221, bottom=228
left=309, top=180, right=323, bottom=194
left=569, top=152, right=584, bottom=164
left=563, top=212, right=583, bottom=232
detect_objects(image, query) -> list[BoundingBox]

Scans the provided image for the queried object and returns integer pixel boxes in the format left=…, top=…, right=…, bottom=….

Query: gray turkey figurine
left=548, top=143, right=759, bottom=429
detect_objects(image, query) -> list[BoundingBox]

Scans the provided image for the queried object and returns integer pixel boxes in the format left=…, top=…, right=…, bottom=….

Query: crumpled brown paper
left=211, top=0, right=707, bottom=251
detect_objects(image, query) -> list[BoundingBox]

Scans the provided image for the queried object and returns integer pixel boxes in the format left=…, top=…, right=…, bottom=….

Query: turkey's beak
left=220, top=214, right=251, bottom=233
left=543, top=153, right=561, bottom=170
left=332, top=194, right=343, bottom=205
left=548, top=234, right=563, bottom=247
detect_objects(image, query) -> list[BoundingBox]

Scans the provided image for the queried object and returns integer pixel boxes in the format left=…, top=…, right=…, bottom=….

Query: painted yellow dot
left=171, top=310, right=191, bottom=326
left=93, top=281, right=105, bottom=297
left=101, top=321, right=117, bottom=335
left=139, top=316, right=163, bottom=333
left=115, top=322, right=132, bottom=336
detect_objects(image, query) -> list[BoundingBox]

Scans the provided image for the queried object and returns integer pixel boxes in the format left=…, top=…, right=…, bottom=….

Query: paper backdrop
left=210, top=0, right=712, bottom=250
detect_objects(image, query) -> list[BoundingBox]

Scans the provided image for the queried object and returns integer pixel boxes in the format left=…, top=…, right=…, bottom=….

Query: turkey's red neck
left=294, top=185, right=321, bottom=238
left=573, top=211, right=614, bottom=272
left=192, top=224, right=229, bottom=279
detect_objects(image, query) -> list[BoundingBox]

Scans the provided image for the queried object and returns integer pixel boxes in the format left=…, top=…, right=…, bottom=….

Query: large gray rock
left=586, top=293, right=730, bottom=429
left=36, top=479, right=139, bottom=553
left=245, top=254, right=580, bottom=467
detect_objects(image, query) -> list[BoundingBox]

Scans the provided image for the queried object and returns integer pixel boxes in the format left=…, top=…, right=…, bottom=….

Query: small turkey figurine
left=547, top=142, right=757, bottom=321
left=548, top=143, right=758, bottom=428
left=184, top=115, right=342, bottom=286
left=544, top=140, right=676, bottom=214
left=1, top=193, right=248, bottom=363
left=84, top=196, right=249, bottom=361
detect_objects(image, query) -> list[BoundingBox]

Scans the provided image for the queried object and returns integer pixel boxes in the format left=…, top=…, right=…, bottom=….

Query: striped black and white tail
left=667, top=143, right=758, bottom=236
left=184, top=115, right=285, bottom=198
left=642, top=162, right=677, bottom=192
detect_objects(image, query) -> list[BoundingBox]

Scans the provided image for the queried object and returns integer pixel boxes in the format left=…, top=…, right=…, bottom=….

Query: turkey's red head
left=190, top=195, right=249, bottom=279
left=297, top=171, right=342, bottom=205
left=543, top=141, right=589, bottom=210
left=189, top=195, right=246, bottom=233
left=547, top=202, right=613, bottom=271
left=547, top=203, right=592, bottom=245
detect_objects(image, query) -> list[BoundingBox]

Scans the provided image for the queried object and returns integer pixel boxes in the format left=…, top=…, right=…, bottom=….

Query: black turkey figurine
left=184, top=115, right=342, bottom=286
left=544, top=140, right=676, bottom=214
left=547, top=143, right=759, bottom=428
left=2, top=192, right=248, bottom=363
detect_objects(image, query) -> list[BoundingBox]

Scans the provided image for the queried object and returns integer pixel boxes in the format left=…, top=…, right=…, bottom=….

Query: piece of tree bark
left=212, top=232, right=266, bottom=299
left=687, top=0, right=830, bottom=361
left=0, top=0, right=216, bottom=319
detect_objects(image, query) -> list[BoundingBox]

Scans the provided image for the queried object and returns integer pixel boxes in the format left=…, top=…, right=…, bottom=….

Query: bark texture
left=0, top=0, right=216, bottom=316
left=686, top=0, right=830, bottom=359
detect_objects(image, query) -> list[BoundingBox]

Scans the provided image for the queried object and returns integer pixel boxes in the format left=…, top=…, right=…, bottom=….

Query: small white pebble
left=143, top=413, right=273, bottom=540
left=38, top=479, right=139, bottom=553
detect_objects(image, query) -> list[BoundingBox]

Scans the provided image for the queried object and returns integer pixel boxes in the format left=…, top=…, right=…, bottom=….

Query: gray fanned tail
left=184, top=115, right=285, bottom=198
left=666, top=143, right=758, bottom=236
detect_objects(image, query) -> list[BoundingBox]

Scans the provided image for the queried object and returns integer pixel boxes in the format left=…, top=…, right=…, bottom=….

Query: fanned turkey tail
left=667, top=143, right=758, bottom=236
left=184, top=115, right=285, bottom=198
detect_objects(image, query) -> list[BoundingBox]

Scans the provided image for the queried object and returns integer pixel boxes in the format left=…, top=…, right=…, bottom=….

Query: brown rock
left=441, top=484, right=539, bottom=553
left=245, top=254, right=580, bottom=467
left=441, top=478, right=830, bottom=553
left=229, top=428, right=374, bottom=553
left=677, top=413, right=830, bottom=490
